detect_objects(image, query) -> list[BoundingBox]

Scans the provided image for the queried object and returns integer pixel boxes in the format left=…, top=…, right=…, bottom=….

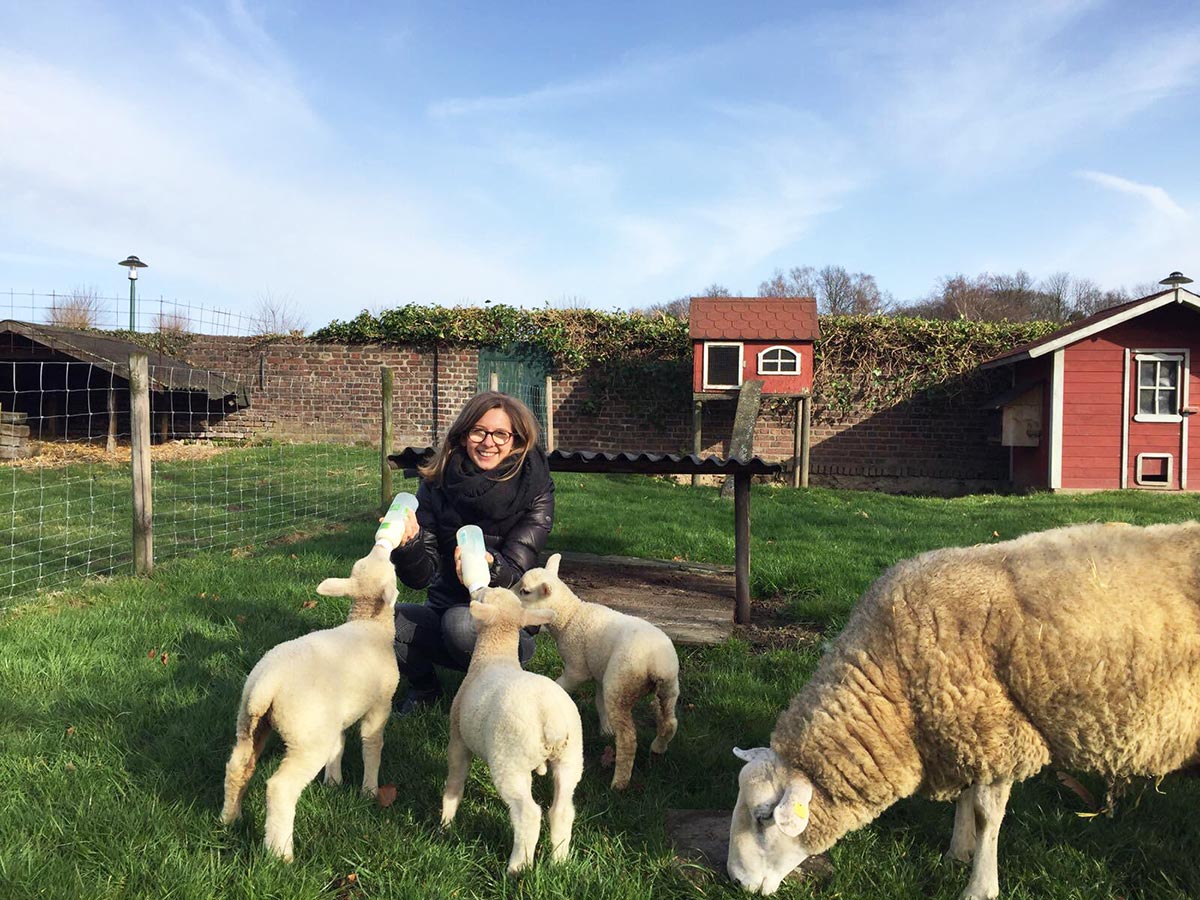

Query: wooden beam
left=380, top=365, right=394, bottom=515
left=720, top=379, right=763, bottom=499
left=800, top=392, right=811, bottom=488
left=691, top=399, right=702, bottom=487
left=545, top=375, right=555, bottom=452
left=734, top=471, right=751, bottom=624
left=129, top=353, right=153, bottom=576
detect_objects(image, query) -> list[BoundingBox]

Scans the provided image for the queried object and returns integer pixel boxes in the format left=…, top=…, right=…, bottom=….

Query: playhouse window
left=757, top=346, right=800, bottom=375
left=703, top=342, right=743, bottom=389
left=1134, top=353, right=1183, bottom=421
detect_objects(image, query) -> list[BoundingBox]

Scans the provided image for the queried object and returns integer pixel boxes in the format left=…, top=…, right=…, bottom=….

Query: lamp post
left=118, top=255, right=148, bottom=331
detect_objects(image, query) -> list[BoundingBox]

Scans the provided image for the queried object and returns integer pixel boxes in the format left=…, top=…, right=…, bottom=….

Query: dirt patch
left=3, top=439, right=232, bottom=470
left=734, top=593, right=825, bottom=652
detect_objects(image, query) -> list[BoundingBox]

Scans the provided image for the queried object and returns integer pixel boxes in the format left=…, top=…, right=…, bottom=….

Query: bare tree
left=759, top=265, right=890, bottom=314
left=632, top=283, right=734, bottom=319
left=758, top=265, right=817, bottom=299
left=1039, top=271, right=1073, bottom=321
left=253, top=290, right=308, bottom=335
left=153, top=311, right=191, bottom=334
left=46, top=285, right=103, bottom=329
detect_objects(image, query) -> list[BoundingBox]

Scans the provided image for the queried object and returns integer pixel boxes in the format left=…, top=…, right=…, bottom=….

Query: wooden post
left=489, top=371, right=499, bottom=391
left=691, top=399, right=703, bottom=487
left=381, top=366, right=394, bottom=514
left=544, top=375, right=555, bottom=452
left=734, top=471, right=751, bottom=624
left=792, top=396, right=802, bottom=489
left=720, top=380, right=763, bottom=500
left=800, top=392, right=812, bottom=488
left=158, top=411, right=169, bottom=444
left=106, top=386, right=117, bottom=453
left=129, top=353, right=153, bottom=575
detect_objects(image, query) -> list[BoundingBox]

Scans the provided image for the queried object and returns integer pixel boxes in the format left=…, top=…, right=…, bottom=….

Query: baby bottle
left=375, top=492, right=418, bottom=548
left=456, top=524, right=491, bottom=594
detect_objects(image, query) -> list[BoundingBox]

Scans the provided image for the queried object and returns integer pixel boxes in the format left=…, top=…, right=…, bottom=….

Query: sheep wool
left=730, top=521, right=1200, bottom=898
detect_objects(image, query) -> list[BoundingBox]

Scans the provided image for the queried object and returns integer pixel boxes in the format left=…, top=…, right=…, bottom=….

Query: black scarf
left=443, top=446, right=551, bottom=534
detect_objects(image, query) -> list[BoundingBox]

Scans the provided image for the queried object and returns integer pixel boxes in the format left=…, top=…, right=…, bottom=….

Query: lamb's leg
left=959, top=780, right=1012, bottom=900
left=555, top=667, right=587, bottom=694
left=495, top=767, right=540, bottom=873
left=263, top=746, right=327, bottom=862
left=324, top=730, right=346, bottom=786
left=650, top=674, right=679, bottom=754
left=946, top=786, right=977, bottom=863
left=606, top=686, right=638, bottom=791
left=595, top=682, right=610, bottom=734
left=221, top=714, right=272, bottom=824
left=359, top=703, right=389, bottom=796
left=440, top=722, right=472, bottom=827
left=547, top=745, right=583, bottom=862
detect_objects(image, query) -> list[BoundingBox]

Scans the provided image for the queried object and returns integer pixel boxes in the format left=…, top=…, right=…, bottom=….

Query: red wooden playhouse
left=983, top=273, right=1200, bottom=491
left=688, top=296, right=818, bottom=395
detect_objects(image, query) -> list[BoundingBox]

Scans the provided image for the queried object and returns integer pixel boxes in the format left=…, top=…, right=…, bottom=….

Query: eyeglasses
left=467, top=426, right=514, bottom=446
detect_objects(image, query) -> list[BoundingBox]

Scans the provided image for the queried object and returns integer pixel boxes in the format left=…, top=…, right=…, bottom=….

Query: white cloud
left=1077, top=170, right=1189, bottom=220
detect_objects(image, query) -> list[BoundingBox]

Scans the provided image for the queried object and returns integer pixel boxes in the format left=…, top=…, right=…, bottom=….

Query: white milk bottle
left=375, top=492, right=418, bottom=549
left=456, top=524, right=490, bottom=594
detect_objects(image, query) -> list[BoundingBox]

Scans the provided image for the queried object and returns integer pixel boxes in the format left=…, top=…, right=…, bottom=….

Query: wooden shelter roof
left=688, top=297, right=819, bottom=341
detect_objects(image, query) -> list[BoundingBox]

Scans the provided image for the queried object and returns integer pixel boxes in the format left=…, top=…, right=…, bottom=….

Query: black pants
left=394, top=602, right=536, bottom=692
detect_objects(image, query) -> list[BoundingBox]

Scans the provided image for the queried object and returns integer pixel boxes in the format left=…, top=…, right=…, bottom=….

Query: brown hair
left=418, top=391, right=541, bottom=484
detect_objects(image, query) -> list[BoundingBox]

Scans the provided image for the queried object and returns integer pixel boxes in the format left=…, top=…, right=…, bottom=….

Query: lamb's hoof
left=361, top=785, right=378, bottom=798
left=611, top=776, right=631, bottom=790
left=650, top=739, right=670, bottom=754
left=943, top=848, right=972, bottom=865
left=325, top=774, right=343, bottom=787
left=219, top=809, right=240, bottom=825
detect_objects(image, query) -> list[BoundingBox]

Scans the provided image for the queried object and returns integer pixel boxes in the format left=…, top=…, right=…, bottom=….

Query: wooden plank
left=0, top=445, right=35, bottom=459
left=0, top=410, right=28, bottom=425
left=0, top=433, right=29, bottom=447
left=129, top=353, right=154, bottom=576
left=734, top=471, right=751, bottom=625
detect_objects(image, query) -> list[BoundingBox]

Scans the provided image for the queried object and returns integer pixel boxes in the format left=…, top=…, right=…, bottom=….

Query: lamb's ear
left=469, top=600, right=498, bottom=624
left=521, top=608, right=555, bottom=628
left=773, top=776, right=814, bottom=837
left=733, top=746, right=775, bottom=765
left=545, top=553, right=561, bottom=578
left=316, top=577, right=351, bottom=597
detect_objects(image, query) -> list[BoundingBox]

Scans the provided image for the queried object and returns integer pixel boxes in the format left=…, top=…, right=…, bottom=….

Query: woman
left=388, top=391, right=554, bottom=715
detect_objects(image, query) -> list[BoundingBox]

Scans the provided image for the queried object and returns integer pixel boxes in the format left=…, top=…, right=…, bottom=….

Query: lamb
left=516, top=553, right=679, bottom=790
left=727, top=520, right=1200, bottom=899
left=220, top=541, right=401, bottom=862
left=441, top=586, right=584, bottom=873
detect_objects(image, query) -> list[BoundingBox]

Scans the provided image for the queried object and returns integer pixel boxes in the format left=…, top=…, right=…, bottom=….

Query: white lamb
left=516, top=553, right=680, bottom=790
left=441, top=586, right=584, bottom=873
left=220, top=541, right=400, bottom=862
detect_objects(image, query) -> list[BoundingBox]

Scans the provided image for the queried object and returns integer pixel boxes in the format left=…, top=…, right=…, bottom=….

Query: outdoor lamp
left=118, top=255, right=148, bottom=330
left=1159, top=271, right=1193, bottom=287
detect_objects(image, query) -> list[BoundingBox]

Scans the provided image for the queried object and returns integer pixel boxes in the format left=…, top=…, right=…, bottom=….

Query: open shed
left=982, top=275, right=1200, bottom=491
left=0, top=320, right=250, bottom=445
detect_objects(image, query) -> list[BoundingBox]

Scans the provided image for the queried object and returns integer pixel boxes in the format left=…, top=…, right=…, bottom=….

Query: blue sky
left=2, top=0, right=1199, bottom=329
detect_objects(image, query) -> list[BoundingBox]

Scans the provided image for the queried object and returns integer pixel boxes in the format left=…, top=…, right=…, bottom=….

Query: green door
left=477, top=344, right=549, bottom=430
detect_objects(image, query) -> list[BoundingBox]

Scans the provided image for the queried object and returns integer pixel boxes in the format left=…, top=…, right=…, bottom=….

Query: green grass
left=3, top=476, right=1200, bottom=899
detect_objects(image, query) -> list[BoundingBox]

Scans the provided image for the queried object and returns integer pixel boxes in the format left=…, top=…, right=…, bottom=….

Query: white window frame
left=1133, top=351, right=1187, bottom=423
left=757, top=345, right=800, bottom=376
left=703, top=341, right=744, bottom=389
left=1135, top=452, right=1173, bottom=487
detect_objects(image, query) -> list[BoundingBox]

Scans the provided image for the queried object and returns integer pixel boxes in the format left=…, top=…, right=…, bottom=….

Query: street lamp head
left=1159, top=271, right=1193, bottom=287
left=118, top=255, right=148, bottom=280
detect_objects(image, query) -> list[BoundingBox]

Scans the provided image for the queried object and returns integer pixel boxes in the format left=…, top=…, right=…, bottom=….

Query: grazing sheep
left=727, top=520, right=1200, bottom=899
left=517, top=553, right=680, bottom=790
left=441, top=586, right=584, bottom=873
left=220, top=541, right=401, bottom=861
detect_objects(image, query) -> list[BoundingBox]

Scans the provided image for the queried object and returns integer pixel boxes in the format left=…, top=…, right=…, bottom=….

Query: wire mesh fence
left=3, top=289, right=265, bottom=336
left=2, top=357, right=378, bottom=604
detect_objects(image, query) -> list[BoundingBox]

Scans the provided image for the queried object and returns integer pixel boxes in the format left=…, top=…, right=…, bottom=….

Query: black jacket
left=389, top=468, right=555, bottom=611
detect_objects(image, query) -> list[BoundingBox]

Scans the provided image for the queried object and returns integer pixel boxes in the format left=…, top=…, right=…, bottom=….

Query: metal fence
left=2, top=356, right=377, bottom=604
left=3, top=289, right=263, bottom=336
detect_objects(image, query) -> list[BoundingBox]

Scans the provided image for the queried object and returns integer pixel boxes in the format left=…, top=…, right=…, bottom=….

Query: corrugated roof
left=688, top=297, right=819, bottom=341
left=389, top=447, right=783, bottom=476
left=0, top=320, right=249, bottom=406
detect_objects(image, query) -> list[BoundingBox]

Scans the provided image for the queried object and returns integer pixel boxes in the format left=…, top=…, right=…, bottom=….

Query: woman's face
left=462, top=406, right=517, bottom=472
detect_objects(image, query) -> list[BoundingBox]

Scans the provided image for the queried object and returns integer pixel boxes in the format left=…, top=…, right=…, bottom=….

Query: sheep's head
left=727, top=747, right=814, bottom=895
left=315, top=542, right=399, bottom=620
left=516, top=553, right=571, bottom=610
left=470, top=586, right=555, bottom=631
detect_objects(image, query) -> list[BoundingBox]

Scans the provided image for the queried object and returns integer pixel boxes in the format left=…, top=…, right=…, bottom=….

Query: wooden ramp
left=550, top=551, right=734, bottom=646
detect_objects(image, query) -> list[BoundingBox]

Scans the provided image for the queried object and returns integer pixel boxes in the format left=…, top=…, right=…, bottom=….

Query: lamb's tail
left=650, top=668, right=680, bottom=755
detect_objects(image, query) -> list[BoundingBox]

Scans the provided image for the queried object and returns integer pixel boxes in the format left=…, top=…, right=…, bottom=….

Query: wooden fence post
left=800, top=392, right=812, bottom=488
left=381, top=366, right=394, bottom=514
left=489, top=371, right=499, bottom=391
left=691, top=399, right=703, bottom=487
left=129, top=353, right=153, bottom=575
left=544, top=375, right=555, bottom=452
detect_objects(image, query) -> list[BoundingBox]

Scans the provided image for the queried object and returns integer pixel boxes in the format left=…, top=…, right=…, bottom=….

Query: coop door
left=1126, top=350, right=1190, bottom=489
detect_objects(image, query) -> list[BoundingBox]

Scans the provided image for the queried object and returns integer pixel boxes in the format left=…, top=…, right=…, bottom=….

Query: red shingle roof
left=688, top=297, right=819, bottom=341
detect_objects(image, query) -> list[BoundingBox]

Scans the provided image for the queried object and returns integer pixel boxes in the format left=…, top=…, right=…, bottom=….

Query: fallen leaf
left=235, top=615, right=247, bottom=625
left=377, top=785, right=397, bottom=808
left=992, top=531, right=1000, bottom=538
left=65, top=762, right=76, bottom=772
left=290, top=554, right=298, bottom=560
left=302, top=600, right=318, bottom=609
left=148, top=649, right=158, bottom=659
left=684, top=703, right=696, bottom=712
left=346, top=872, right=358, bottom=884
left=199, top=592, right=207, bottom=599
left=858, top=510, right=870, bottom=518
left=160, top=652, right=169, bottom=666
left=672, top=556, right=683, bottom=562
left=65, top=725, right=76, bottom=736
left=600, top=746, right=616, bottom=768
left=1056, top=770, right=1099, bottom=811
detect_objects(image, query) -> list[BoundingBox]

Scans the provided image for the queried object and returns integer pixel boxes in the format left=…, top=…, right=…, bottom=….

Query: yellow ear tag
left=792, top=801, right=808, bottom=819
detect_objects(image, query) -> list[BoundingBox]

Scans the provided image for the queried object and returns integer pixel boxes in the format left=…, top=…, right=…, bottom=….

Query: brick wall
left=183, top=337, right=1010, bottom=494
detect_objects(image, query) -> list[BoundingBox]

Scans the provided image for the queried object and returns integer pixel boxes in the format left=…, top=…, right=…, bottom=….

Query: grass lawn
left=3, top=474, right=1200, bottom=899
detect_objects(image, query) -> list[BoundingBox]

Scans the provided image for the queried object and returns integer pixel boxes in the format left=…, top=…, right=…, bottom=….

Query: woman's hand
left=399, top=509, right=420, bottom=546
left=454, top=546, right=494, bottom=587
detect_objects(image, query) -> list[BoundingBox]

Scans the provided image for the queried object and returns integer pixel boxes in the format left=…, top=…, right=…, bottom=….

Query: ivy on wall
left=309, top=306, right=1060, bottom=417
